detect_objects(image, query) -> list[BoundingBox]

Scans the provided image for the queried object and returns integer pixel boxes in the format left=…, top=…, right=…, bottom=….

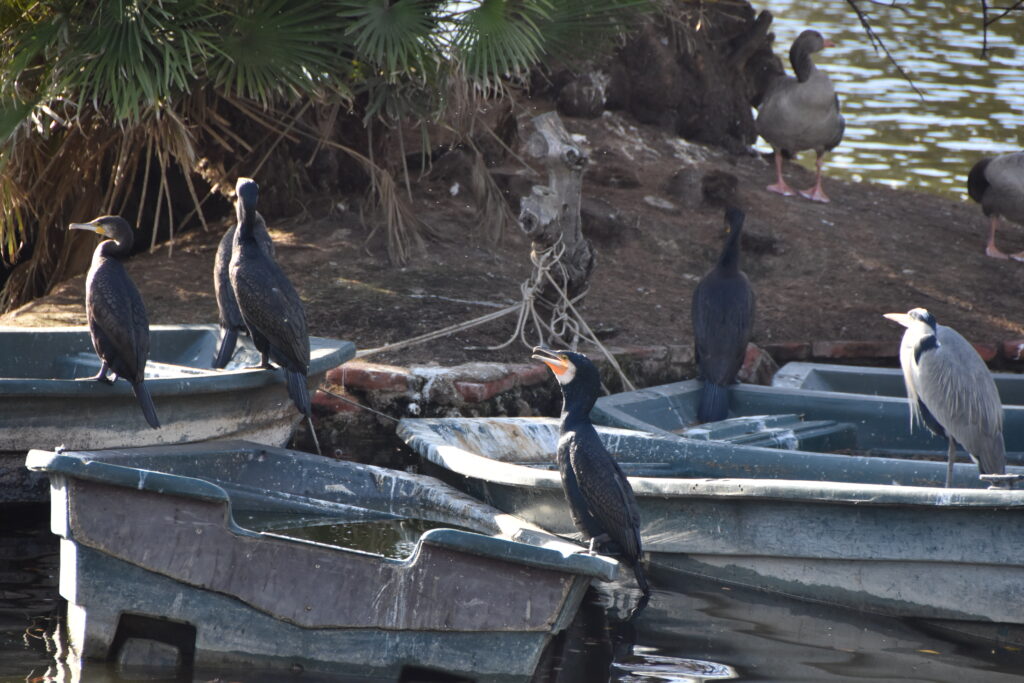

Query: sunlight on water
left=755, top=0, right=1024, bottom=198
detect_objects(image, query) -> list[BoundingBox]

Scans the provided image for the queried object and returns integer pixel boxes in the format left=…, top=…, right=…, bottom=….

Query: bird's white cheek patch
left=557, top=363, right=576, bottom=385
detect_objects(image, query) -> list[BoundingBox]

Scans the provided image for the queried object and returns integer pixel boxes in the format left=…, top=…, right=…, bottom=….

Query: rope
left=354, top=238, right=636, bottom=392
left=482, top=240, right=636, bottom=392
left=319, top=388, right=401, bottom=424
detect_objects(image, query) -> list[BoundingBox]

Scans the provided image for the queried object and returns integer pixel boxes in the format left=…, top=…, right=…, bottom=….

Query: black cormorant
left=967, top=152, right=1024, bottom=260
left=756, top=29, right=845, bottom=202
left=691, top=207, right=756, bottom=424
left=212, top=208, right=273, bottom=368
left=228, top=177, right=311, bottom=417
left=532, top=347, right=650, bottom=613
left=69, top=215, right=160, bottom=429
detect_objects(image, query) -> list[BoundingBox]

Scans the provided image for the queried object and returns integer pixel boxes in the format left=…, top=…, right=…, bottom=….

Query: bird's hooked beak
left=532, top=347, right=570, bottom=376
left=69, top=220, right=106, bottom=236
left=823, top=39, right=836, bottom=48
left=883, top=312, right=914, bottom=328
left=532, top=347, right=578, bottom=385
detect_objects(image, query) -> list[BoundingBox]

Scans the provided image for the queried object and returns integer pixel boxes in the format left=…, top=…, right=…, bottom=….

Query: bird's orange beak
left=532, top=347, right=570, bottom=376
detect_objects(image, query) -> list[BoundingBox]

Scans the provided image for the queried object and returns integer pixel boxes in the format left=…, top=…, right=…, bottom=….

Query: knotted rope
left=356, top=239, right=635, bottom=391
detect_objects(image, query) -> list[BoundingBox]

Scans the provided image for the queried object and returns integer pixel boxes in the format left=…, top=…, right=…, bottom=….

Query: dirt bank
left=4, top=106, right=1023, bottom=378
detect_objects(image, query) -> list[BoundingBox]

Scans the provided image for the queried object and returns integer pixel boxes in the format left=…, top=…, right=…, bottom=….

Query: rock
left=701, top=170, right=739, bottom=207
left=557, top=72, right=609, bottom=119
left=581, top=196, right=630, bottom=243
left=663, top=167, right=703, bottom=207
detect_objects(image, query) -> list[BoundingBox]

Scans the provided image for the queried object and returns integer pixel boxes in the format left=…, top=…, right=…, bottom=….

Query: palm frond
left=209, top=0, right=352, bottom=105
left=339, top=0, right=440, bottom=80
left=450, top=0, right=550, bottom=89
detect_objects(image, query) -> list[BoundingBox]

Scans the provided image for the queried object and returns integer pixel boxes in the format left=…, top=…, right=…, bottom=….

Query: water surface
left=757, top=1, right=1024, bottom=198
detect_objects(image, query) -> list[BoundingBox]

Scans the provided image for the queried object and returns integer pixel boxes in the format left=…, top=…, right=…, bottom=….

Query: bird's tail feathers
left=132, top=381, right=161, bottom=429
left=213, top=327, right=238, bottom=369
left=697, top=381, right=729, bottom=423
left=287, top=369, right=311, bottom=418
left=627, top=562, right=651, bottom=619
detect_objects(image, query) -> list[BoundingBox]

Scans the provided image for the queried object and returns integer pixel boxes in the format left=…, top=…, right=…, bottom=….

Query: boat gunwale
left=398, top=417, right=1024, bottom=509
left=0, top=325, right=354, bottom=397
left=27, top=443, right=619, bottom=582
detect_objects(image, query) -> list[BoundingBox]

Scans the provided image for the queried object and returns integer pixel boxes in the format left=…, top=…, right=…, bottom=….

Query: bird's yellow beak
left=532, top=347, right=570, bottom=376
left=69, top=222, right=105, bottom=236
left=883, top=312, right=913, bottom=328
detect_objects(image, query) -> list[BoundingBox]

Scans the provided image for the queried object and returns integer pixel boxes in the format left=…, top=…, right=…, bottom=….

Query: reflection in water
left=757, top=1, right=1024, bottom=198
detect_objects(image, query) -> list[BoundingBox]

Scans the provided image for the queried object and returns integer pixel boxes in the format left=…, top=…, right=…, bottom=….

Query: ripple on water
left=756, top=0, right=1024, bottom=197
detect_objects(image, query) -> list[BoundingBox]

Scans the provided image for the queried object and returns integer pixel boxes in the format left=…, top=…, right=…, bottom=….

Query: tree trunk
left=518, top=111, right=597, bottom=347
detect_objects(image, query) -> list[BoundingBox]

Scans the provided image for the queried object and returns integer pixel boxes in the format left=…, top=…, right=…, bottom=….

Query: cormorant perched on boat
left=212, top=207, right=273, bottom=368
left=884, top=308, right=1005, bottom=487
left=691, top=207, right=756, bottom=423
left=756, top=29, right=845, bottom=202
left=69, top=216, right=160, bottom=429
left=229, top=177, right=311, bottom=417
left=532, top=347, right=650, bottom=613
left=967, top=151, right=1024, bottom=260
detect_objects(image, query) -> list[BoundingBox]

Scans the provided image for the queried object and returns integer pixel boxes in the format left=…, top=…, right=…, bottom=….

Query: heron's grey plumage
left=887, top=308, right=1005, bottom=486
left=213, top=210, right=273, bottom=368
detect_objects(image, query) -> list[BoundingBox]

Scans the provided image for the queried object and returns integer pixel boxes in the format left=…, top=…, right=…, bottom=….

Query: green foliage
left=0, top=0, right=650, bottom=310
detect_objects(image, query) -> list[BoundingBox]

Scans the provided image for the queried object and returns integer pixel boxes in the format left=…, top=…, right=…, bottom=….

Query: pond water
left=755, top=0, right=1024, bottom=198
left=3, top=509, right=1024, bottom=682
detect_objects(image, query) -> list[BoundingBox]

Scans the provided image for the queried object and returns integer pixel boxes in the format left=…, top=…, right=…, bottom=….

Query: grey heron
left=884, top=308, right=1005, bottom=487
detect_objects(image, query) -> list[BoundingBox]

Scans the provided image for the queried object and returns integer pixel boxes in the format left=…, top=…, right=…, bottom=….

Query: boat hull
left=0, top=325, right=355, bottom=504
left=399, top=416, right=1024, bottom=638
left=28, top=441, right=615, bottom=681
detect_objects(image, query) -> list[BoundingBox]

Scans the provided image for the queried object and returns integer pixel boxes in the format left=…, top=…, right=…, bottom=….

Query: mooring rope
left=353, top=239, right=635, bottom=392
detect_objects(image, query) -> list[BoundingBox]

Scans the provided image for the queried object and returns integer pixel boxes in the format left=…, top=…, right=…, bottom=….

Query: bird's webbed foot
left=586, top=533, right=611, bottom=555
left=766, top=182, right=797, bottom=197
left=799, top=187, right=831, bottom=203
left=985, top=244, right=1009, bottom=260
left=92, top=361, right=115, bottom=385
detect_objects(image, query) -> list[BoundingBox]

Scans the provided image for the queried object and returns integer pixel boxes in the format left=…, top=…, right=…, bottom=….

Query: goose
left=756, top=29, right=845, bottom=203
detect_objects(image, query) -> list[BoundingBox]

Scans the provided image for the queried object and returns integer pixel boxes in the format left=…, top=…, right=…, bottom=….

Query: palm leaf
left=450, top=0, right=550, bottom=89
left=339, top=0, right=440, bottom=80
left=208, top=0, right=352, bottom=104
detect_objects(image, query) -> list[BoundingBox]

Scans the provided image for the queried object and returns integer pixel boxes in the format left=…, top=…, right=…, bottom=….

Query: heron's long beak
left=883, top=312, right=913, bottom=328
left=69, top=221, right=105, bottom=236
left=531, top=346, right=569, bottom=376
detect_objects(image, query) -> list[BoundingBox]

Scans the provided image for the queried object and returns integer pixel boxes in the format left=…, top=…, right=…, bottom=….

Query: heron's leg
left=800, top=153, right=832, bottom=203
left=587, top=537, right=597, bottom=555
left=945, top=437, right=957, bottom=488
left=766, top=149, right=797, bottom=197
left=91, top=360, right=115, bottom=385
left=986, top=216, right=1009, bottom=260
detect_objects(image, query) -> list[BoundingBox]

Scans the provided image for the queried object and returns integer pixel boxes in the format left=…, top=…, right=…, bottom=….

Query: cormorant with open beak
left=533, top=347, right=650, bottom=613
left=69, top=215, right=160, bottom=429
